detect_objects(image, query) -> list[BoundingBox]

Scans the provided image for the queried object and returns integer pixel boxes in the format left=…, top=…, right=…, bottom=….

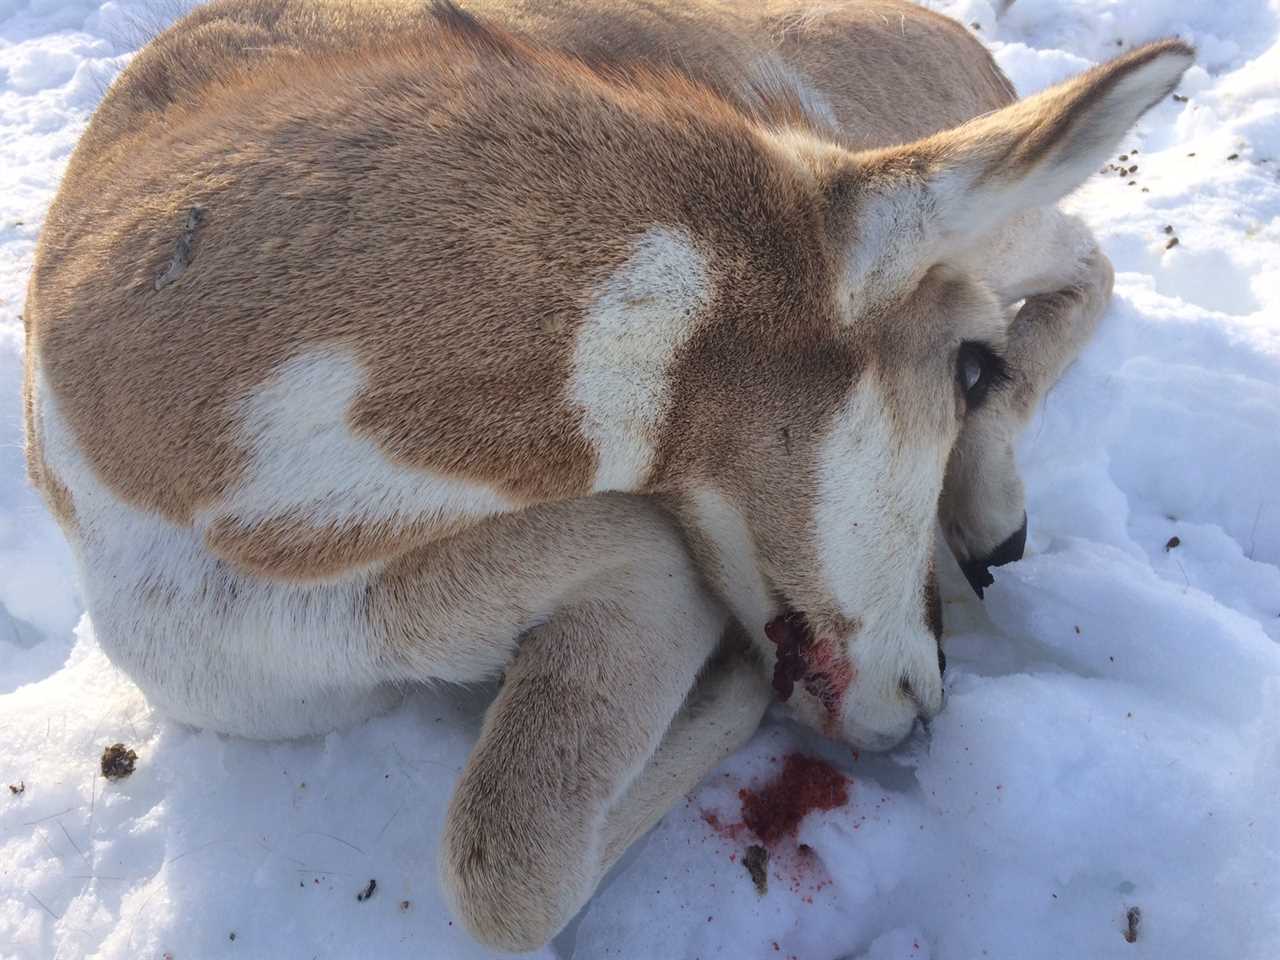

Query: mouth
left=764, top=608, right=854, bottom=719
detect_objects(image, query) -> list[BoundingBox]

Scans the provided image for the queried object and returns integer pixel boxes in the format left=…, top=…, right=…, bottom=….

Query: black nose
left=960, top=513, right=1028, bottom=598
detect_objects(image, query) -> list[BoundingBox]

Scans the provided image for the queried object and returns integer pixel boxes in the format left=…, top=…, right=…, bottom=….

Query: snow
left=1, top=1, right=1278, bottom=958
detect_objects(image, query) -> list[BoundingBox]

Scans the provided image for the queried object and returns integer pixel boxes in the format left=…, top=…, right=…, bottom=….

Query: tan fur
left=22, top=0, right=1192, bottom=949
left=26, top=0, right=1015, bottom=562
left=24, top=0, right=1180, bottom=585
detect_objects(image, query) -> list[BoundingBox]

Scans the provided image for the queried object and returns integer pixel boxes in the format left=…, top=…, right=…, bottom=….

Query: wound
left=764, top=610, right=854, bottom=717
left=154, top=206, right=206, bottom=291
left=765, top=610, right=810, bottom=701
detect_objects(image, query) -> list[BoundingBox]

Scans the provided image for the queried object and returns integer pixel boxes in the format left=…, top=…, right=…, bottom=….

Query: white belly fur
left=36, top=371, right=402, bottom=739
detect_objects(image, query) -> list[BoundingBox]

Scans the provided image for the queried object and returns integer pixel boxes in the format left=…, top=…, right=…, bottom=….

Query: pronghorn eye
left=960, top=350, right=983, bottom=393
left=956, top=341, right=1009, bottom=411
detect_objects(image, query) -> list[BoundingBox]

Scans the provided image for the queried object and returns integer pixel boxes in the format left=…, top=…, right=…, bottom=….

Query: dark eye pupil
left=958, top=342, right=1007, bottom=411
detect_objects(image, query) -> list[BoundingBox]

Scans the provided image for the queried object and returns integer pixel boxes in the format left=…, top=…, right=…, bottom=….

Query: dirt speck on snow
left=743, top=844, right=769, bottom=896
left=1123, top=906, right=1142, bottom=943
left=100, top=743, right=137, bottom=780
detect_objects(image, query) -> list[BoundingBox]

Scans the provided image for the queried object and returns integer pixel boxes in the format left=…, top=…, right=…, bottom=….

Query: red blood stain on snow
left=701, top=808, right=749, bottom=842
left=699, top=753, right=852, bottom=901
left=739, top=755, right=849, bottom=846
left=788, top=842, right=833, bottom=901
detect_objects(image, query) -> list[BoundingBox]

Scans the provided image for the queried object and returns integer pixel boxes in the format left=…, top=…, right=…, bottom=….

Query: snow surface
left=2, top=1, right=1279, bottom=958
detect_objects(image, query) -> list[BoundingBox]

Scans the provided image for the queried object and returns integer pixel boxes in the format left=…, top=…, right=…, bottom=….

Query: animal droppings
left=743, top=844, right=769, bottom=895
left=1123, top=906, right=1142, bottom=943
left=100, top=743, right=137, bottom=780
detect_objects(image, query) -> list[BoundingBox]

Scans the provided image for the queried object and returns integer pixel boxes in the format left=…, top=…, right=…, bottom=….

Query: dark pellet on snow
left=101, top=743, right=137, bottom=780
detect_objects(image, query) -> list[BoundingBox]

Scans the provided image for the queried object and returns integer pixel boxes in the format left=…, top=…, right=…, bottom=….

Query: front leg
left=439, top=564, right=733, bottom=953
left=942, top=228, right=1115, bottom=595
left=600, top=632, right=772, bottom=868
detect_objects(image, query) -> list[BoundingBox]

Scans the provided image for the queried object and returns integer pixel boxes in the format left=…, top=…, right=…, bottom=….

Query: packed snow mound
left=2, top=1, right=1278, bottom=958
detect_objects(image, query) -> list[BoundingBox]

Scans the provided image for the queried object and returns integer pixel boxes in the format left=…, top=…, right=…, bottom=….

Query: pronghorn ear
left=838, top=40, right=1193, bottom=292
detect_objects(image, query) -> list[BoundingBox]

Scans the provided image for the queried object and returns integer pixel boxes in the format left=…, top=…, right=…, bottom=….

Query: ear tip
left=1145, top=37, right=1196, bottom=57
left=1127, top=38, right=1197, bottom=75
left=1154, top=39, right=1197, bottom=73
left=1106, top=38, right=1196, bottom=105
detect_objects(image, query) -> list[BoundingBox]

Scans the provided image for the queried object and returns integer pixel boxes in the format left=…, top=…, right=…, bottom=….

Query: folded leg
left=600, top=632, right=772, bottom=868
left=942, top=214, right=1115, bottom=594
left=421, top=496, right=751, bottom=951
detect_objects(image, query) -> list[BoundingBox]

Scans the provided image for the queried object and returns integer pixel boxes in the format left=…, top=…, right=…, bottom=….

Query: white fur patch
left=35, top=370, right=398, bottom=738
left=685, top=487, right=772, bottom=637
left=571, top=226, right=711, bottom=491
left=815, top=378, right=948, bottom=743
left=203, top=347, right=513, bottom=552
left=816, top=380, right=942, bottom=625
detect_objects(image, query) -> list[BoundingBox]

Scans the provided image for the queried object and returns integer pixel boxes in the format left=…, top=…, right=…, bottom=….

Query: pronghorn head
left=649, top=41, right=1193, bottom=749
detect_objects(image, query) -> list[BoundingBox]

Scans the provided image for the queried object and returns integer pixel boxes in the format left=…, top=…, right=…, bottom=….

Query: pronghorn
left=23, top=0, right=1191, bottom=949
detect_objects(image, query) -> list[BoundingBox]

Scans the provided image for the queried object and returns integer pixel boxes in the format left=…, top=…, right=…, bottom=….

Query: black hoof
left=960, top=513, right=1028, bottom=598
